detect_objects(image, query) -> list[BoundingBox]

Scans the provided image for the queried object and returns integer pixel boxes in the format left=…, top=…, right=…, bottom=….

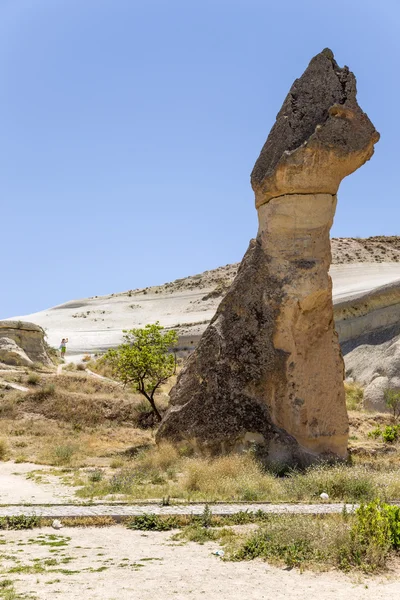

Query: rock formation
left=345, top=326, right=400, bottom=413
left=158, top=48, right=379, bottom=466
left=0, top=321, right=51, bottom=366
left=0, top=337, right=33, bottom=367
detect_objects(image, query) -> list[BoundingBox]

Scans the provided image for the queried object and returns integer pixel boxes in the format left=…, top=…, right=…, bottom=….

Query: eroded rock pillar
left=257, top=193, right=347, bottom=455
left=157, top=49, right=379, bottom=467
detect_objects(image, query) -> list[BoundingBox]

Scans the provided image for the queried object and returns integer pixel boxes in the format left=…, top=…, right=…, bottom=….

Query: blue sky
left=1, top=0, right=398, bottom=318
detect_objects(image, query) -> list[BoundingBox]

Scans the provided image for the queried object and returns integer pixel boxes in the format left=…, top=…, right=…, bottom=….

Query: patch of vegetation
left=0, top=578, right=34, bottom=599
left=228, top=502, right=400, bottom=573
left=201, top=280, right=231, bottom=301
left=0, top=439, right=8, bottom=461
left=26, top=373, right=40, bottom=386
left=338, top=501, right=400, bottom=571
left=0, top=516, right=41, bottom=530
left=0, top=398, right=17, bottom=419
left=76, top=444, right=400, bottom=503
left=128, top=508, right=270, bottom=535
left=44, top=340, right=60, bottom=365
left=368, top=424, right=400, bottom=443
left=103, top=322, right=178, bottom=421
left=52, top=444, right=77, bottom=466
left=284, top=463, right=378, bottom=502
left=30, top=384, right=55, bottom=402
left=384, top=389, right=400, bottom=421
left=87, top=468, right=104, bottom=483
left=345, top=382, right=364, bottom=411
left=29, top=534, right=71, bottom=547
left=42, top=516, right=116, bottom=528
left=127, top=514, right=180, bottom=531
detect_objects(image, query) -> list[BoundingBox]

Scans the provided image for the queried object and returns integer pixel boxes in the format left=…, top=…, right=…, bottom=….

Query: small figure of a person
left=59, top=338, right=68, bottom=360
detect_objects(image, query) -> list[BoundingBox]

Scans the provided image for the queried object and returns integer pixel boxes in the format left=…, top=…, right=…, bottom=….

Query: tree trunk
left=141, top=392, right=162, bottom=421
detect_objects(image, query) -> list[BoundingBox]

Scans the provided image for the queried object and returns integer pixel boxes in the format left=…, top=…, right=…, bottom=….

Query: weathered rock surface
left=251, top=48, right=379, bottom=206
left=0, top=337, right=33, bottom=367
left=345, top=331, right=400, bottom=412
left=157, top=49, right=379, bottom=466
left=0, top=321, right=51, bottom=365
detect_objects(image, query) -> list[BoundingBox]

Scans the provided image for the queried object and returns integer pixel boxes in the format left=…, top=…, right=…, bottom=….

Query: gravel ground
left=1, top=526, right=400, bottom=600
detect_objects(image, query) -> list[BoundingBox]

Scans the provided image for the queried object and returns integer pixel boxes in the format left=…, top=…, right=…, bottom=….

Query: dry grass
left=0, top=369, right=155, bottom=467
left=345, top=382, right=364, bottom=411
left=1, top=367, right=400, bottom=504
left=17, top=373, right=147, bottom=427
left=86, top=357, right=115, bottom=379
left=74, top=440, right=400, bottom=503
left=181, top=454, right=282, bottom=501
left=0, top=438, right=8, bottom=460
left=220, top=513, right=351, bottom=570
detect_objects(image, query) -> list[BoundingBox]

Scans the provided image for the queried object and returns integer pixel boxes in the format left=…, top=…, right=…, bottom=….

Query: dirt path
left=0, top=378, right=28, bottom=392
left=0, top=462, right=77, bottom=504
left=1, top=526, right=399, bottom=600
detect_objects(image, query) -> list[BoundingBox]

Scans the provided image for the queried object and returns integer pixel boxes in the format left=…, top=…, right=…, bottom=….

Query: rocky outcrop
left=336, top=280, right=400, bottom=345
left=157, top=49, right=379, bottom=466
left=0, top=321, right=51, bottom=365
left=162, top=51, right=378, bottom=465
left=345, top=331, right=400, bottom=412
left=0, top=337, right=33, bottom=367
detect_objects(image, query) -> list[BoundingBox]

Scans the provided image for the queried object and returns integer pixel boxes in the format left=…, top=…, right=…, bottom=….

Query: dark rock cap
left=251, top=48, right=380, bottom=205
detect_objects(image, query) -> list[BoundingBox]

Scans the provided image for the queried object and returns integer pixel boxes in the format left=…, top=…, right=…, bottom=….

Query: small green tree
left=384, top=389, right=400, bottom=422
left=104, top=322, right=177, bottom=421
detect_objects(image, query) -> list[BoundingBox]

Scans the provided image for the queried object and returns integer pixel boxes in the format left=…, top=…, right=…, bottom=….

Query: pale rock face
left=0, top=321, right=51, bottom=365
left=347, top=333, right=400, bottom=413
left=157, top=49, right=379, bottom=467
left=257, top=193, right=348, bottom=455
left=364, top=376, right=390, bottom=412
left=0, top=337, right=33, bottom=367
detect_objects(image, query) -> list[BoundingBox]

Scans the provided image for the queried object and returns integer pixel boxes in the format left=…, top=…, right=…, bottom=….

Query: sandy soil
left=0, top=462, right=77, bottom=504
left=1, top=526, right=399, bottom=600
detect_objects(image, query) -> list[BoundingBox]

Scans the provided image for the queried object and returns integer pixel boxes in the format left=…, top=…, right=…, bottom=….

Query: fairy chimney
left=157, top=49, right=379, bottom=467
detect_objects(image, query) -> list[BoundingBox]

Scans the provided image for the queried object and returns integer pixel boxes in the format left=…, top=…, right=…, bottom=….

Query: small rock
left=52, top=519, right=63, bottom=530
left=320, top=492, right=329, bottom=500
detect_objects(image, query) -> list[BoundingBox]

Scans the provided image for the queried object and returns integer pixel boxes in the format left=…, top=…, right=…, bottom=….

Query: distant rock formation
left=0, top=337, right=33, bottom=367
left=345, top=326, right=400, bottom=413
left=0, top=321, right=51, bottom=366
left=157, top=49, right=379, bottom=466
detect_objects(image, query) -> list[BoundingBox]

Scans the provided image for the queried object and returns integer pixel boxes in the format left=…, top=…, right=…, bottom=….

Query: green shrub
left=27, top=373, right=40, bottom=385
left=52, top=444, right=76, bottom=465
left=382, top=425, right=400, bottom=443
left=368, top=427, right=382, bottom=439
left=233, top=526, right=315, bottom=568
left=0, top=515, right=41, bottom=530
left=127, top=514, right=179, bottom=531
left=88, top=468, right=104, bottom=483
left=31, top=384, right=55, bottom=401
left=338, top=501, right=400, bottom=572
left=368, top=425, right=400, bottom=443
left=201, top=504, right=212, bottom=528
left=178, top=523, right=219, bottom=543
left=384, top=389, right=400, bottom=421
left=285, top=464, right=377, bottom=502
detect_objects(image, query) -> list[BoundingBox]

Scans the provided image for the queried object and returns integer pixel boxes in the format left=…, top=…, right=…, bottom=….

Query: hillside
left=7, top=237, right=400, bottom=356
